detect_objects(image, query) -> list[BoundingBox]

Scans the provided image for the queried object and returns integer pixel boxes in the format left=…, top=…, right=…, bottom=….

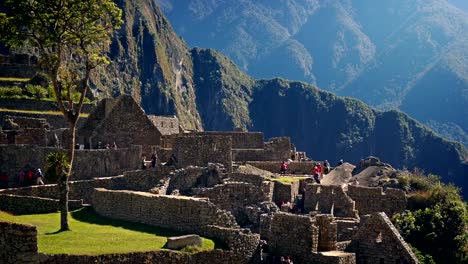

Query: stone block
left=166, top=234, right=203, bottom=250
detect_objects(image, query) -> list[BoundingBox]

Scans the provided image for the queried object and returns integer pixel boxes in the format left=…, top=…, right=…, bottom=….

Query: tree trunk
left=59, top=125, right=76, bottom=231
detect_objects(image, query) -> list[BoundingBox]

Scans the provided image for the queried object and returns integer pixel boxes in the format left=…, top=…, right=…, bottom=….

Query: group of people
left=141, top=152, right=178, bottom=169
left=13, top=168, right=44, bottom=187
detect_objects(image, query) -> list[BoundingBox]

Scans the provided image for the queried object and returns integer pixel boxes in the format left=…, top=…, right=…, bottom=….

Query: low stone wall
left=0, top=221, right=38, bottom=264
left=246, top=161, right=319, bottom=174
left=348, top=213, right=418, bottom=264
left=304, top=184, right=359, bottom=218
left=92, top=188, right=259, bottom=258
left=232, top=137, right=292, bottom=162
left=0, top=194, right=82, bottom=214
left=194, top=182, right=273, bottom=223
left=174, top=135, right=233, bottom=172
left=191, top=131, right=264, bottom=149
left=0, top=145, right=141, bottom=187
left=346, top=185, right=407, bottom=217
left=227, top=173, right=266, bottom=186
left=273, top=181, right=300, bottom=205
left=39, top=249, right=248, bottom=264
left=270, top=213, right=318, bottom=263
left=0, top=169, right=171, bottom=203
left=167, top=166, right=223, bottom=195
left=92, top=189, right=238, bottom=232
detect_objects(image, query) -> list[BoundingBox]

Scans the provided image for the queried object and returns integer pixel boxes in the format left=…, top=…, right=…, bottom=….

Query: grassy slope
left=0, top=208, right=215, bottom=255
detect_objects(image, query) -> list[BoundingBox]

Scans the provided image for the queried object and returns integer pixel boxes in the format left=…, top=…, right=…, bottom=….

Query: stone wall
left=0, top=194, right=82, bottom=214
left=92, top=188, right=259, bottom=258
left=336, top=219, right=359, bottom=242
left=233, top=137, right=291, bottom=162
left=166, top=165, right=224, bottom=195
left=194, top=182, right=273, bottom=223
left=79, top=95, right=162, bottom=155
left=92, top=188, right=239, bottom=232
left=347, top=185, right=407, bottom=217
left=190, top=131, right=264, bottom=149
left=270, top=213, right=319, bottom=263
left=0, top=221, right=38, bottom=264
left=38, top=250, right=248, bottom=264
left=4, top=116, right=50, bottom=129
left=0, top=145, right=141, bottom=187
left=227, top=172, right=266, bottom=186
left=148, top=115, right=179, bottom=136
left=315, top=214, right=338, bottom=252
left=174, top=135, right=233, bottom=172
left=304, top=185, right=358, bottom=218
left=247, top=161, right=319, bottom=175
left=0, top=168, right=172, bottom=203
left=0, top=112, right=82, bottom=130
left=348, top=213, right=418, bottom=264
left=273, top=181, right=300, bottom=205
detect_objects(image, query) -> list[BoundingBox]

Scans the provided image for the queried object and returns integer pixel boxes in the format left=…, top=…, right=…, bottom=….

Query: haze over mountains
left=158, top=0, right=468, bottom=147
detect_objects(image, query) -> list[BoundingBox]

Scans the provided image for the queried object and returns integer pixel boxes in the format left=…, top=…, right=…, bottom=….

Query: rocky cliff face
left=90, top=0, right=202, bottom=130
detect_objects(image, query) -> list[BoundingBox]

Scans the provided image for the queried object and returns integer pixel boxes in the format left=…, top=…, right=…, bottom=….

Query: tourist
left=27, top=170, right=34, bottom=186
left=260, top=240, right=269, bottom=262
left=36, top=168, right=44, bottom=185
left=112, top=142, right=117, bottom=150
left=151, top=152, right=158, bottom=168
left=313, top=165, right=321, bottom=184
left=280, top=161, right=287, bottom=175
left=141, top=156, right=147, bottom=170
left=280, top=256, right=286, bottom=263
left=105, top=143, right=110, bottom=149
left=317, top=163, right=323, bottom=179
left=324, top=160, right=330, bottom=174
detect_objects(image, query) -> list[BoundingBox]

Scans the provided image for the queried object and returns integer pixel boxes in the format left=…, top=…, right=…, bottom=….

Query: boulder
left=166, top=234, right=203, bottom=250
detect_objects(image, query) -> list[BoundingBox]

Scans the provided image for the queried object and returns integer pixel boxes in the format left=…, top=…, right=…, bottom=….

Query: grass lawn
left=0, top=108, right=89, bottom=117
left=269, top=176, right=308, bottom=184
left=0, top=207, right=215, bottom=255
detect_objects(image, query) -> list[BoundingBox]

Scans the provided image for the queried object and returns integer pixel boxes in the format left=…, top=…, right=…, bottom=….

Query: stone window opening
left=161, top=121, right=164, bottom=127
left=170, top=122, right=173, bottom=128
left=376, top=232, right=383, bottom=243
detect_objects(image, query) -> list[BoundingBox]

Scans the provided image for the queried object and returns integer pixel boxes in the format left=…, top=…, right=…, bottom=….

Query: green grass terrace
left=269, top=176, right=308, bottom=184
left=0, top=207, right=216, bottom=255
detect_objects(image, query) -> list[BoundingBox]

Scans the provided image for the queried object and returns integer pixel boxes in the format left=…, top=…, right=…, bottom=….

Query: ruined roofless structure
left=78, top=95, right=179, bottom=154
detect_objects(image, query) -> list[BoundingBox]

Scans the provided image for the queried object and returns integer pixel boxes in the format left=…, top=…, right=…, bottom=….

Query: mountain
left=1, top=0, right=467, bottom=196
left=158, top=0, right=468, bottom=147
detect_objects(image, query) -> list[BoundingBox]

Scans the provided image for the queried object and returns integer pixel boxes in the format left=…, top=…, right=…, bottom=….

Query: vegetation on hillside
left=0, top=208, right=215, bottom=255
left=393, top=172, right=468, bottom=264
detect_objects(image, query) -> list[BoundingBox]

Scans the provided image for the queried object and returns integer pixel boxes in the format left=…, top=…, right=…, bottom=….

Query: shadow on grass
left=70, top=207, right=226, bottom=250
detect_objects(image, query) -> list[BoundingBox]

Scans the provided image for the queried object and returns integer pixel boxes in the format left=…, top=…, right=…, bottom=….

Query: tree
left=0, top=0, right=122, bottom=231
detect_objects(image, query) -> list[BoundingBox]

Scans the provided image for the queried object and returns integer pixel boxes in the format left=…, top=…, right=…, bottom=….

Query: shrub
left=45, top=152, right=70, bottom=183
left=0, top=86, right=23, bottom=97
left=25, top=84, right=48, bottom=99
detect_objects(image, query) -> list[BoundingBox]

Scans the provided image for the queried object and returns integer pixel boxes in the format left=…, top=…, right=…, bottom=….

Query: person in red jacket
left=317, top=164, right=323, bottom=179
left=280, top=161, right=287, bottom=175
left=312, top=165, right=321, bottom=184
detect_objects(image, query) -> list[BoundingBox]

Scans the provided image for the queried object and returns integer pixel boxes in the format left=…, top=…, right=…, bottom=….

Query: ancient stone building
left=79, top=95, right=163, bottom=154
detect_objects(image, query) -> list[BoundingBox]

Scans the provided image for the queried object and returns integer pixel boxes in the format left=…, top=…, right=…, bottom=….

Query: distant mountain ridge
left=1, top=0, right=467, bottom=196
left=158, top=0, right=468, bottom=147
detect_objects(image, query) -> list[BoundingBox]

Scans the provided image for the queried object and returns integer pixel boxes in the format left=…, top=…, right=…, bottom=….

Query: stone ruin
left=0, top=95, right=419, bottom=264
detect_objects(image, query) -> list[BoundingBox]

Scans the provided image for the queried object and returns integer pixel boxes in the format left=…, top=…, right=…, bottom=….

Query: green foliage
left=25, top=84, right=48, bottom=99
left=45, top=152, right=70, bottom=183
left=180, top=245, right=204, bottom=254
left=393, top=180, right=468, bottom=264
left=0, top=86, right=24, bottom=98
